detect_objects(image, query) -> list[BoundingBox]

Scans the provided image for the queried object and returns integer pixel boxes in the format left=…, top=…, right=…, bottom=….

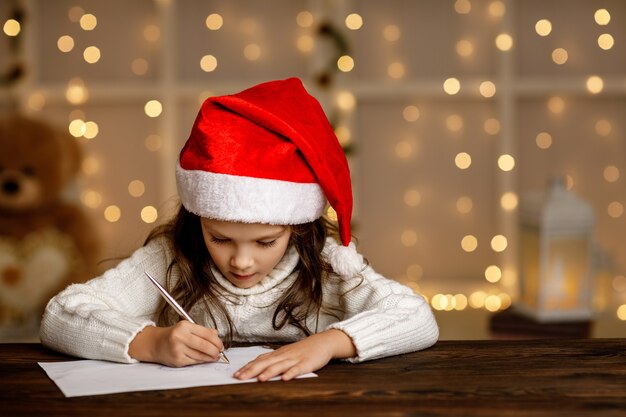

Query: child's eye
left=210, top=237, right=230, bottom=245
left=257, top=240, right=277, bottom=248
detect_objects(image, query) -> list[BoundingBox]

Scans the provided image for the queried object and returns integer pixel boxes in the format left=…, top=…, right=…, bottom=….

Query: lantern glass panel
left=543, top=236, right=589, bottom=312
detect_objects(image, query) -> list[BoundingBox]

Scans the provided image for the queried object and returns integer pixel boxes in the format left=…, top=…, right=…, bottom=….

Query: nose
left=2, top=179, right=20, bottom=195
left=230, top=247, right=254, bottom=271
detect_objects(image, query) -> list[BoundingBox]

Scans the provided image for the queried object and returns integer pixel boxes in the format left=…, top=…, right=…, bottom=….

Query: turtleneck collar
left=210, top=244, right=300, bottom=296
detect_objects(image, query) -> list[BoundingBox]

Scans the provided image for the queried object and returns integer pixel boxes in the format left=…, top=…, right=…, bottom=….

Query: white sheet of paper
left=39, top=346, right=317, bottom=397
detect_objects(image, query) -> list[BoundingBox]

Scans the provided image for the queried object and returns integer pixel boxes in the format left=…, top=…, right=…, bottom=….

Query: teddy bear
left=0, top=113, right=99, bottom=341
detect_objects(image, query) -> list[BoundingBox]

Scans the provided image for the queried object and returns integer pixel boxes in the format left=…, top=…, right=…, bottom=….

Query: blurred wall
left=1, top=0, right=625, bottom=338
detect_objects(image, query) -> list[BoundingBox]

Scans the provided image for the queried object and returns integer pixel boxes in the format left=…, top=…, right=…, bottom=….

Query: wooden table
left=1, top=339, right=625, bottom=417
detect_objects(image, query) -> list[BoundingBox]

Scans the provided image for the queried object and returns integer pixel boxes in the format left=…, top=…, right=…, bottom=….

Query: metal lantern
left=518, top=178, right=596, bottom=322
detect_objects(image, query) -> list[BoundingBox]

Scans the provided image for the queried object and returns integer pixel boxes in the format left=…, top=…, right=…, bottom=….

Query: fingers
left=189, top=324, right=225, bottom=353
left=281, top=364, right=305, bottom=381
left=234, top=336, right=335, bottom=381
left=234, top=353, right=309, bottom=382
left=164, top=321, right=225, bottom=367
left=235, top=358, right=298, bottom=382
left=183, top=344, right=220, bottom=364
left=187, top=326, right=224, bottom=360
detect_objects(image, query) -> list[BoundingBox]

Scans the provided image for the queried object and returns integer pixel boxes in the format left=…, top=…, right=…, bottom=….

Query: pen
left=144, top=271, right=230, bottom=364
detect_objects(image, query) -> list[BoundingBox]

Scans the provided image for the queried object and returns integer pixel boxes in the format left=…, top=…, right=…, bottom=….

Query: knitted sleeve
left=39, top=238, right=172, bottom=363
left=323, top=240, right=439, bottom=362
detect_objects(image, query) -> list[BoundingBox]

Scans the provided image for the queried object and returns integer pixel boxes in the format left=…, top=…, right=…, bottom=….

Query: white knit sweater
left=40, top=237, right=438, bottom=363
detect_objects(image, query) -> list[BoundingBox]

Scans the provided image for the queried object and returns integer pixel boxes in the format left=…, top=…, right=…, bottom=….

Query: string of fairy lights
left=2, top=0, right=626, bottom=322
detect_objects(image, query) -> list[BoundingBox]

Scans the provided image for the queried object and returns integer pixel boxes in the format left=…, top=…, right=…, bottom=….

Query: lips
left=231, top=272, right=255, bottom=280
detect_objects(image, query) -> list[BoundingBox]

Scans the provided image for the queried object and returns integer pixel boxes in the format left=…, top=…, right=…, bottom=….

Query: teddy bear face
left=0, top=115, right=80, bottom=213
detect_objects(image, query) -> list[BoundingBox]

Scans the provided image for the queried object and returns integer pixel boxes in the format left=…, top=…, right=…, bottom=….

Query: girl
left=40, top=78, right=439, bottom=381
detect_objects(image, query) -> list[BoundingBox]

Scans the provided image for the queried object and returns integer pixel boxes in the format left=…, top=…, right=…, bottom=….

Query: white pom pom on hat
left=325, top=242, right=364, bottom=277
left=176, top=77, right=364, bottom=276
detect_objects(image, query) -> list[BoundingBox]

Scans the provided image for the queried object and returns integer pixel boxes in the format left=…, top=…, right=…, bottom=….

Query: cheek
left=201, top=232, right=219, bottom=259
left=204, top=242, right=226, bottom=265
left=207, top=246, right=223, bottom=261
left=268, top=241, right=291, bottom=266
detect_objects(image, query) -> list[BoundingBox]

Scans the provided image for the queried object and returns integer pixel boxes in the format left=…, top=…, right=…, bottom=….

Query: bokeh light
left=57, top=35, right=74, bottom=52
left=456, top=196, right=473, bottom=214
left=461, top=235, right=478, bottom=252
left=491, top=235, right=508, bottom=252
left=498, top=154, right=516, bottom=171
left=83, top=46, right=101, bottom=64
left=495, top=33, right=513, bottom=51
left=535, top=19, right=552, bottom=36
left=337, top=55, right=355, bottom=72
left=552, top=48, right=568, bottom=65
left=404, top=189, right=422, bottom=207
left=200, top=55, right=218, bottom=72
left=403, top=105, right=420, bottom=122
left=500, top=192, right=518, bottom=211
left=206, top=13, right=224, bottom=30
left=128, top=180, right=146, bottom=197
left=594, top=9, right=611, bottom=26
left=485, top=265, right=502, bottom=283
left=455, top=0, right=471, bottom=14
left=79, top=13, right=97, bottom=31
left=141, top=206, right=158, bottom=224
left=603, top=166, right=620, bottom=183
left=383, top=25, right=401, bottom=41
left=104, top=205, right=121, bottom=222
left=455, top=152, right=472, bottom=169
left=443, top=78, right=461, bottom=95
left=144, top=100, right=163, bottom=117
left=296, top=11, right=314, bottom=28
left=536, top=132, right=552, bottom=149
left=3, top=19, right=20, bottom=36
left=345, top=13, right=363, bottom=30
left=586, top=76, right=604, bottom=94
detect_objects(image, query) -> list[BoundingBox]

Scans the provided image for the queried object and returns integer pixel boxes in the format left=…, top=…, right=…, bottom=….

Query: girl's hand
left=129, top=321, right=225, bottom=367
left=234, top=329, right=356, bottom=381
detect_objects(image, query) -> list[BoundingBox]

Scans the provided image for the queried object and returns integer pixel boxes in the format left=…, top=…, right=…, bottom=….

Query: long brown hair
left=146, top=205, right=338, bottom=345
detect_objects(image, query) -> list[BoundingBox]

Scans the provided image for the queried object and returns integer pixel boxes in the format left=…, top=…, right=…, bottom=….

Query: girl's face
left=200, top=218, right=292, bottom=289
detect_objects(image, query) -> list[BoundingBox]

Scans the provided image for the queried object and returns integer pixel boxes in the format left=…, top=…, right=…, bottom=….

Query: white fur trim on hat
left=176, top=162, right=326, bottom=225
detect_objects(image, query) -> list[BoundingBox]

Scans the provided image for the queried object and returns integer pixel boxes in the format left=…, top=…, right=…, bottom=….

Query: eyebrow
left=203, top=225, right=286, bottom=241
left=254, top=231, right=285, bottom=241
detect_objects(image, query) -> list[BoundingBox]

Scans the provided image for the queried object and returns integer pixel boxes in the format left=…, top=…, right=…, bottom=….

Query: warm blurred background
left=0, top=0, right=625, bottom=341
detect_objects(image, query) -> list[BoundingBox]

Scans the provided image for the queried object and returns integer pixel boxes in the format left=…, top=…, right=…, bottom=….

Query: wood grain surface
left=1, top=339, right=625, bottom=417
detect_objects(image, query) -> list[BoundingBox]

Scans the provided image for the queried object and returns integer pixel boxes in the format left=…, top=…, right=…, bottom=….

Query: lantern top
left=520, top=176, right=595, bottom=233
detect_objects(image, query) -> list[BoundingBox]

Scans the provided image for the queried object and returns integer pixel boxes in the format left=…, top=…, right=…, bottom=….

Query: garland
left=313, top=19, right=354, bottom=156
left=1, top=0, right=26, bottom=88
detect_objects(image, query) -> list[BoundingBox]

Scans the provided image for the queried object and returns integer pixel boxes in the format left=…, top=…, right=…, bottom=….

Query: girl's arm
left=40, top=239, right=179, bottom=363
left=324, top=264, right=439, bottom=363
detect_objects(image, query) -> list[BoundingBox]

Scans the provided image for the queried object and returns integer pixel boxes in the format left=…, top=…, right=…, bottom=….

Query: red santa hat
left=176, top=77, right=363, bottom=276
